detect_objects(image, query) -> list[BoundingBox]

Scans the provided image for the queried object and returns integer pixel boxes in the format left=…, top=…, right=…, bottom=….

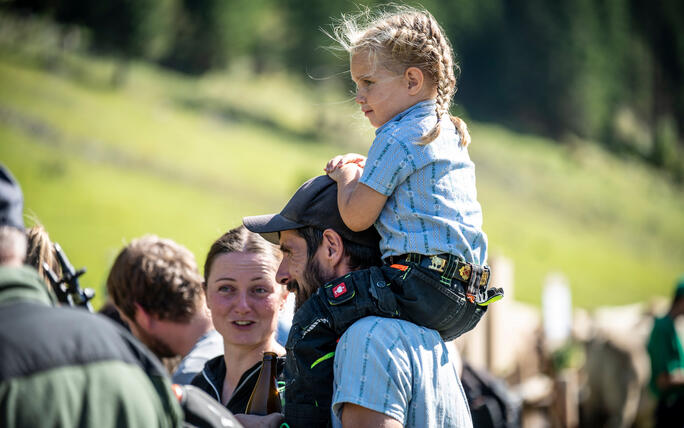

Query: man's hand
left=325, top=153, right=367, bottom=175
left=233, top=413, right=284, bottom=428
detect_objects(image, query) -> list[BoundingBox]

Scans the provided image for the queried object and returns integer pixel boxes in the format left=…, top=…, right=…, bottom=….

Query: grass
left=0, top=23, right=682, bottom=309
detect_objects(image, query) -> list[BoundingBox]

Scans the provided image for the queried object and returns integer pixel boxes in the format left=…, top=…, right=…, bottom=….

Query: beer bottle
left=245, top=352, right=282, bottom=415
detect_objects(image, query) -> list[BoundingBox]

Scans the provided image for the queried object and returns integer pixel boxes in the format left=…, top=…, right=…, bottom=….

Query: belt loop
left=440, top=254, right=452, bottom=285
left=444, top=254, right=458, bottom=279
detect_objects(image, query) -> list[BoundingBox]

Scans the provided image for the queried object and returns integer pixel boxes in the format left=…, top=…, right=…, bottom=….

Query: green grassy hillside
left=1, top=43, right=682, bottom=309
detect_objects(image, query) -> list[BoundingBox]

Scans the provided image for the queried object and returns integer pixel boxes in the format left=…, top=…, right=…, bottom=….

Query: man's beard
left=290, top=255, right=337, bottom=312
left=131, top=321, right=177, bottom=359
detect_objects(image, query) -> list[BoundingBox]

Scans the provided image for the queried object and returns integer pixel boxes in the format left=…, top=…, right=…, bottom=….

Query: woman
left=191, top=225, right=288, bottom=414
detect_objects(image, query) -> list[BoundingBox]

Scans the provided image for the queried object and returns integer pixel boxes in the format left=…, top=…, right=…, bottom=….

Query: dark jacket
left=191, top=354, right=286, bottom=414
left=0, top=265, right=183, bottom=428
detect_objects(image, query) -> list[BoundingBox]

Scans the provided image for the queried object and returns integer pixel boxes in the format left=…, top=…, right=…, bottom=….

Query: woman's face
left=206, top=251, right=286, bottom=350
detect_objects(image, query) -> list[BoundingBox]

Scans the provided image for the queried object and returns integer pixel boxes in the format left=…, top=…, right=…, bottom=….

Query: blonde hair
left=25, top=224, right=61, bottom=284
left=333, top=6, right=470, bottom=146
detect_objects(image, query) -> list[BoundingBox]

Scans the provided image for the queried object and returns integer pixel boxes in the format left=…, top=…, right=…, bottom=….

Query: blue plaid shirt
left=359, top=100, right=488, bottom=265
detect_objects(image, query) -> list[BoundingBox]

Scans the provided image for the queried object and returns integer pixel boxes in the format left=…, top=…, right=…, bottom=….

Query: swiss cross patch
left=332, top=282, right=348, bottom=298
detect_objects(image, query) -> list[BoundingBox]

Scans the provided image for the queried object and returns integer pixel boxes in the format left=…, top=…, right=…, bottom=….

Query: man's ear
left=405, top=67, right=425, bottom=95
left=320, top=228, right=345, bottom=269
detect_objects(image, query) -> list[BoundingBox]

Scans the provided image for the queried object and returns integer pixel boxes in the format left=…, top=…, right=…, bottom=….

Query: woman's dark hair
left=203, top=225, right=282, bottom=284
left=297, top=226, right=381, bottom=271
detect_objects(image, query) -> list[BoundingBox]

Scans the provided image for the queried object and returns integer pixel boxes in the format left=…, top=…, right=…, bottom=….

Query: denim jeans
left=283, top=262, right=488, bottom=427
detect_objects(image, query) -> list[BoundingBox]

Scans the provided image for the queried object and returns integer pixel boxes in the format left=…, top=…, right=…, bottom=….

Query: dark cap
left=0, top=164, right=24, bottom=231
left=243, top=175, right=379, bottom=248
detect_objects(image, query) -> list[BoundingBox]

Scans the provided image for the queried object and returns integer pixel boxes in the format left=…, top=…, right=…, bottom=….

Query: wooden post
left=487, top=255, right=514, bottom=373
left=555, top=368, right=579, bottom=428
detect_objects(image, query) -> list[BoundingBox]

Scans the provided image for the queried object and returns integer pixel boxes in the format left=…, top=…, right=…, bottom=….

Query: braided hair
left=334, top=6, right=470, bottom=146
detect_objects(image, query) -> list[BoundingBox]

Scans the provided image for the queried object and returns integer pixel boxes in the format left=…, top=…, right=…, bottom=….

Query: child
left=326, top=5, right=502, bottom=320
left=282, top=6, right=502, bottom=426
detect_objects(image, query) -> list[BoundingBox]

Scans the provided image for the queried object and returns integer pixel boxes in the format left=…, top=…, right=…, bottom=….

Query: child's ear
left=405, top=67, right=424, bottom=95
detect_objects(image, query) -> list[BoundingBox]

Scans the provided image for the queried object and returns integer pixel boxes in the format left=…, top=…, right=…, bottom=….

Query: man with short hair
left=243, top=175, right=472, bottom=427
left=107, top=235, right=222, bottom=384
left=0, top=165, right=183, bottom=427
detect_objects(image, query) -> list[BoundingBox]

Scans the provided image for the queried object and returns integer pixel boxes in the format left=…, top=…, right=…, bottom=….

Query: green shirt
left=647, top=315, right=684, bottom=399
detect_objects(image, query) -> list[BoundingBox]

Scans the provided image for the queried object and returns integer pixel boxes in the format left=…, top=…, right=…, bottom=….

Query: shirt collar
left=375, top=99, right=437, bottom=135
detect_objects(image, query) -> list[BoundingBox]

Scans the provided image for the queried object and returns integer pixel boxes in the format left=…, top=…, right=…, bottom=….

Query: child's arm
left=327, top=163, right=387, bottom=232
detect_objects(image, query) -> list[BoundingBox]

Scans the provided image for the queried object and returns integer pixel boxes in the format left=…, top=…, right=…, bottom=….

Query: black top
left=190, top=354, right=286, bottom=414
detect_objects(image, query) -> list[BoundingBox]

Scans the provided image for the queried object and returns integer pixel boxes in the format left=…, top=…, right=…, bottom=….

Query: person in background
left=191, top=225, right=288, bottom=414
left=106, top=235, right=223, bottom=384
left=647, top=276, right=684, bottom=428
left=0, top=164, right=183, bottom=427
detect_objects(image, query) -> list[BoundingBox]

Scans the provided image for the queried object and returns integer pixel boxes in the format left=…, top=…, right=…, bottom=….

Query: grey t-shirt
left=172, top=329, right=223, bottom=385
left=332, top=317, right=472, bottom=427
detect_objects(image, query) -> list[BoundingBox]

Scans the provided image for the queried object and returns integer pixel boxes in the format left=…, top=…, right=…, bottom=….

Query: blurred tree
left=631, top=0, right=683, bottom=176
left=279, top=0, right=353, bottom=75
left=7, top=0, right=174, bottom=59
left=159, top=0, right=229, bottom=74
left=160, top=0, right=283, bottom=75
left=5, top=0, right=174, bottom=86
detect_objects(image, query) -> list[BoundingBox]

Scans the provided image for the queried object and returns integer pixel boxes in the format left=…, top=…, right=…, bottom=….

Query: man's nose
left=276, top=259, right=290, bottom=285
left=355, top=91, right=364, bottom=104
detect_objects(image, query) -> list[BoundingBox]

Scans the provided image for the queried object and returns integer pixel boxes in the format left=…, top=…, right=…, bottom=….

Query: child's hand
left=325, top=153, right=367, bottom=174
left=327, top=161, right=363, bottom=183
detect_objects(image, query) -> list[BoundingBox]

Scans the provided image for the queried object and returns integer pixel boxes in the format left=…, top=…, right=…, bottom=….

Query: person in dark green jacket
left=647, top=276, right=684, bottom=428
left=0, top=264, right=187, bottom=427
left=0, top=164, right=185, bottom=427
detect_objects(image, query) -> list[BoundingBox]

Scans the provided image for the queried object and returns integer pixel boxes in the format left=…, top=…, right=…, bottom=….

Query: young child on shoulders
left=326, top=6, right=501, bottom=312
left=282, top=6, right=503, bottom=426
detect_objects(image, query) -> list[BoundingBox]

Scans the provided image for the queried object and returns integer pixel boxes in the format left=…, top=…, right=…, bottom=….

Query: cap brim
left=243, top=213, right=304, bottom=245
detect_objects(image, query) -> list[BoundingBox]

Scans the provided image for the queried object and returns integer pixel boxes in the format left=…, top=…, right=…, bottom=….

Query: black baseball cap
left=243, top=175, right=380, bottom=248
left=0, top=164, right=24, bottom=231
